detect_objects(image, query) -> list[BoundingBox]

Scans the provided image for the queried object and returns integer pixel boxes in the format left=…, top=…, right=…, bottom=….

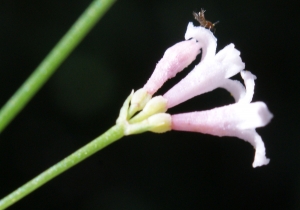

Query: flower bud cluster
left=116, top=91, right=171, bottom=136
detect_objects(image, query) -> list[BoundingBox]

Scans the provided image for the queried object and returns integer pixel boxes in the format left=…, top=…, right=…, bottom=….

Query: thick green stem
left=0, top=124, right=124, bottom=210
left=0, top=0, right=116, bottom=133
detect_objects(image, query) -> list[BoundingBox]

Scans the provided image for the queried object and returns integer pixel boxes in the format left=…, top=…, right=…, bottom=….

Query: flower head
left=123, top=21, right=272, bottom=167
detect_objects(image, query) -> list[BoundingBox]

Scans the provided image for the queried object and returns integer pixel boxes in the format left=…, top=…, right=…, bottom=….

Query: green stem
left=0, top=124, right=124, bottom=210
left=0, top=0, right=116, bottom=133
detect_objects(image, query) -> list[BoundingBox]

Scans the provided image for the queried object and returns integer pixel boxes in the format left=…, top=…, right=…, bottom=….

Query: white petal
left=220, top=70, right=257, bottom=103
left=238, top=71, right=256, bottom=103
left=219, top=79, right=246, bottom=102
left=184, top=22, right=217, bottom=61
left=215, top=44, right=245, bottom=78
left=230, top=102, right=273, bottom=130
left=164, top=58, right=225, bottom=108
left=234, top=129, right=270, bottom=167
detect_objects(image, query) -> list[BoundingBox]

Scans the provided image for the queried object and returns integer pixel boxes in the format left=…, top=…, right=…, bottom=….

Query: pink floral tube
left=143, top=39, right=201, bottom=95
left=163, top=43, right=245, bottom=108
left=171, top=102, right=273, bottom=167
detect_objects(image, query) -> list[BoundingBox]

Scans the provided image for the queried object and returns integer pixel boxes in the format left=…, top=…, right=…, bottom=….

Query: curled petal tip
left=252, top=156, right=270, bottom=168
left=185, top=22, right=217, bottom=60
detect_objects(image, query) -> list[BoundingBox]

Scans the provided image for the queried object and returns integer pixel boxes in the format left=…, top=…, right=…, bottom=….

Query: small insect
left=193, top=8, right=219, bottom=33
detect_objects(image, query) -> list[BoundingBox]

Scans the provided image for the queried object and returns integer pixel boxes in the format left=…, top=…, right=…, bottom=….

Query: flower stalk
left=0, top=89, right=172, bottom=209
left=0, top=124, right=124, bottom=210
left=0, top=10, right=273, bottom=209
left=0, top=0, right=116, bottom=133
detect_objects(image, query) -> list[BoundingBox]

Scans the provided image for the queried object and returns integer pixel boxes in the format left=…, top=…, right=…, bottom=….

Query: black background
left=0, top=0, right=298, bottom=209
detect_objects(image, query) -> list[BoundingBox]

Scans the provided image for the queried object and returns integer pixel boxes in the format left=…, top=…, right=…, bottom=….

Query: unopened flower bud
left=116, top=91, right=133, bottom=124
left=130, top=96, right=167, bottom=123
left=128, top=88, right=152, bottom=117
left=147, top=113, right=172, bottom=133
left=125, top=113, right=171, bottom=135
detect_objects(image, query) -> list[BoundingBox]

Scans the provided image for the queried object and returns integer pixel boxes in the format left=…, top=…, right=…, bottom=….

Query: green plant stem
left=0, top=124, right=124, bottom=210
left=0, top=0, right=116, bottom=133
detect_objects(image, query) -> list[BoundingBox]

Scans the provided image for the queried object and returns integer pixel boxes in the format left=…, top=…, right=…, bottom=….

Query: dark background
left=0, top=0, right=298, bottom=209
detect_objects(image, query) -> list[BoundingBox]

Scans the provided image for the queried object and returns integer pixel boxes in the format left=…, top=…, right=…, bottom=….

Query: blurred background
left=0, top=0, right=298, bottom=209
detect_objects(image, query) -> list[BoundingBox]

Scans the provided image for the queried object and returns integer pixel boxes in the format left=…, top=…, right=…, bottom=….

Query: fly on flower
left=193, top=8, right=219, bottom=33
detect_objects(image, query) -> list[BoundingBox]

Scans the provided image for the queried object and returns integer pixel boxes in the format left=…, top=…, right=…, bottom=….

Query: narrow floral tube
left=143, top=39, right=201, bottom=95
left=143, top=22, right=219, bottom=96
left=163, top=44, right=245, bottom=108
left=171, top=102, right=273, bottom=167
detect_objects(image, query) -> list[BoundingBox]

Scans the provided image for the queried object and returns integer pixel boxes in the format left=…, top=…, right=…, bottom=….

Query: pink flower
left=130, top=22, right=273, bottom=167
left=163, top=43, right=245, bottom=108
left=171, top=102, right=272, bottom=167
left=170, top=70, right=273, bottom=167
left=143, top=23, right=218, bottom=96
